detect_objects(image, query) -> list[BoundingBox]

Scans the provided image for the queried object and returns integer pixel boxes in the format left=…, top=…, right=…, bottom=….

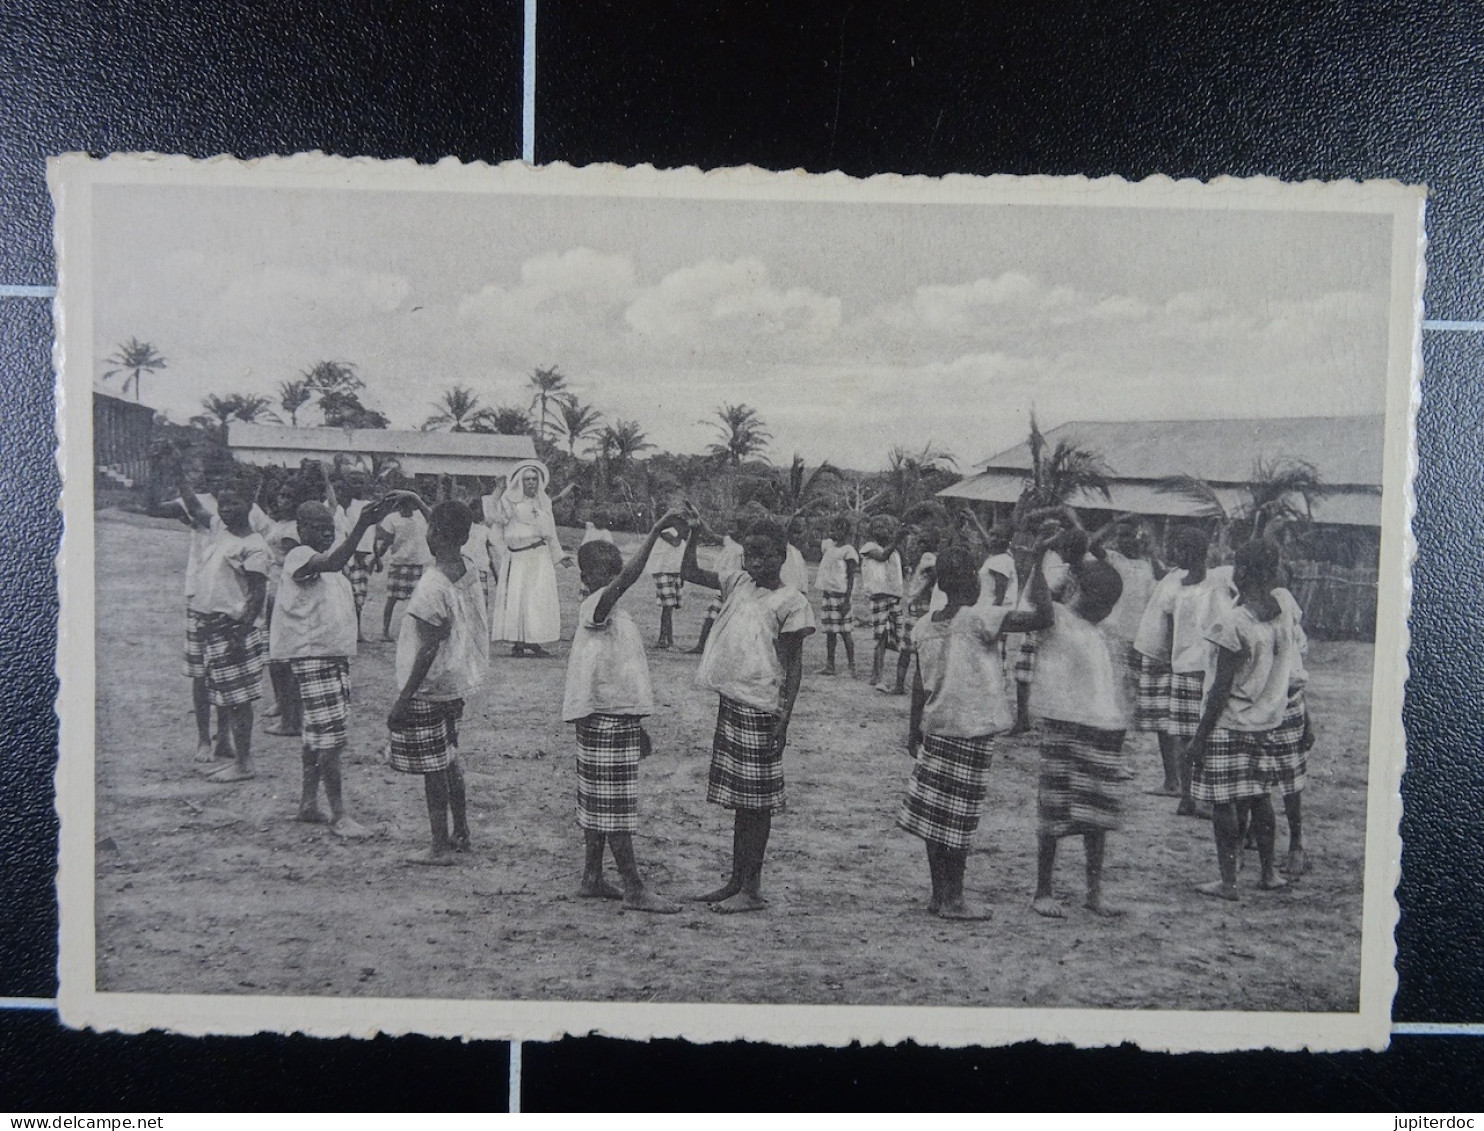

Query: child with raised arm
left=1184, top=540, right=1305, bottom=900
left=1028, top=555, right=1131, bottom=918
left=563, top=512, right=691, bottom=913
left=334, top=469, right=380, bottom=640
left=814, top=516, right=859, bottom=676
left=890, top=527, right=940, bottom=695
left=375, top=494, right=432, bottom=642
left=386, top=500, right=489, bottom=865
left=686, top=524, right=744, bottom=654
left=172, top=466, right=224, bottom=763
left=647, top=518, right=688, bottom=649
left=899, top=544, right=1050, bottom=919
left=272, top=493, right=402, bottom=835
left=681, top=514, right=816, bottom=913
left=860, top=515, right=904, bottom=691
left=178, top=473, right=270, bottom=784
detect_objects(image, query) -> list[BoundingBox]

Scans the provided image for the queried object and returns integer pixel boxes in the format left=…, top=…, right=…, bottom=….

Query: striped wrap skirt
left=1163, top=670, right=1206, bottom=740
left=1014, top=632, right=1038, bottom=683
left=1191, top=701, right=1308, bottom=805
left=1134, top=654, right=1172, bottom=733
left=1037, top=719, right=1126, bottom=838
left=291, top=657, right=351, bottom=753
left=897, top=733, right=995, bottom=850
left=653, top=572, right=683, bottom=609
left=869, top=593, right=901, bottom=646
left=387, top=562, right=424, bottom=601
left=819, top=591, right=854, bottom=632
left=897, top=598, right=932, bottom=655
left=183, top=608, right=209, bottom=679
left=706, top=695, right=784, bottom=812
left=575, top=713, right=643, bottom=833
left=388, top=697, right=464, bottom=775
left=343, top=554, right=371, bottom=612
left=201, top=618, right=266, bottom=707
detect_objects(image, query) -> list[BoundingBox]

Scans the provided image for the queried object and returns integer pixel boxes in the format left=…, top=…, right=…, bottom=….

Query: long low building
left=227, top=421, right=537, bottom=481
left=940, top=415, right=1384, bottom=528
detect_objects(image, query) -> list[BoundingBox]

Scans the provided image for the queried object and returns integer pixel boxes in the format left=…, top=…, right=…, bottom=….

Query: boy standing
left=681, top=516, right=816, bottom=913
left=174, top=471, right=223, bottom=763
left=859, top=516, right=904, bottom=690
left=562, top=512, right=689, bottom=913
left=814, top=516, right=859, bottom=676
left=387, top=500, right=490, bottom=865
left=647, top=519, right=688, bottom=649
left=375, top=494, right=433, bottom=642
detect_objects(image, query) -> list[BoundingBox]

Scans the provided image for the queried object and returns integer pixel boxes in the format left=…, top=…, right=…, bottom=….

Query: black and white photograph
left=52, top=156, right=1418, bottom=1050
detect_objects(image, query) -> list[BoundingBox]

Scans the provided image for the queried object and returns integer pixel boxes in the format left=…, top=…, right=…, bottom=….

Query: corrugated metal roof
left=975, top=416, right=1384, bottom=487
left=227, top=422, right=536, bottom=460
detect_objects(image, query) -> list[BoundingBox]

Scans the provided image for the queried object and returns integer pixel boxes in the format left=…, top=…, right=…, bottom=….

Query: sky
left=90, top=178, right=1397, bottom=472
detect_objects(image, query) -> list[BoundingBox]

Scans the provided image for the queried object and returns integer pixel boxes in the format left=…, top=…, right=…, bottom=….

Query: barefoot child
left=386, top=500, right=490, bottom=864
left=890, top=527, right=940, bottom=695
left=173, top=470, right=224, bottom=764
left=272, top=494, right=402, bottom=836
left=814, top=516, right=859, bottom=676
left=647, top=518, right=688, bottom=649
left=178, top=475, right=270, bottom=784
left=860, top=516, right=904, bottom=690
left=562, top=512, right=691, bottom=913
left=1028, top=556, right=1130, bottom=918
left=682, top=516, right=816, bottom=913
left=1185, top=540, right=1303, bottom=900
left=335, top=470, right=380, bottom=637
left=898, top=545, right=1049, bottom=919
left=375, top=495, right=432, bottom=642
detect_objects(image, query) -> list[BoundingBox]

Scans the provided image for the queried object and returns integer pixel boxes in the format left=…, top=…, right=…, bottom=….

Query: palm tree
left=276, top=379, right=313, bottom=426
left=555, top=395, right=604, bottom=455
left=1016, top=414, right=1111, bottom=513
left=198, top=393, right=239, bottom=435
left=886, top=442, right=959, bottom=514
left=775, top=454, right=842, bottom=520
left=423, top=384, right=495, bottom=432
left=528, top=365, right=569, bottom=440
left=480, top=406, right=534, bottom=436
left=102, top=338, right=167, bottom=402
left=302, top=360, right=362, bottom=394
left=596, top=420, right=655, bottom=464
left=1158, top=456, right=1328, bottom=544
left=230, top=393, right=274, bottom=423
left=706, top=403, right=771, bottom=466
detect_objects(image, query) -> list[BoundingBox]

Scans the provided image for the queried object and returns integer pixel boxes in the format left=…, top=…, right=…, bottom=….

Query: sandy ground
left=92, top=511, right=1371, bottom=1010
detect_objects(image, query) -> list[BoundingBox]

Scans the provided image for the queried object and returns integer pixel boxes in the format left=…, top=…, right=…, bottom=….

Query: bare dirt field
left=92, top=510, right=1372, bottom=1011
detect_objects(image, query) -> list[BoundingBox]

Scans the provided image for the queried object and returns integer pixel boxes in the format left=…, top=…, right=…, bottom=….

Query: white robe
left=490, top=495, right=564, bottom=644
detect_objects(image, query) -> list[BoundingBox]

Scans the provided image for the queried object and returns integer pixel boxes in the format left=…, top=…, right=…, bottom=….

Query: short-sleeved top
left=914, top=605, right=1014, bottom=738
left=904, top=551, right=937, bottom=609
left=1029, top=602, right=1130, bottom=731
left=395, top=557, right=490, bottom=702
left=1170, top=568, right=1236, bottom=674
left=1203, top=587, right=1303, bottom=732
left=780, top=544, right=810, bottom=593
left=859, top=543, right=903, bottom=597
left=562, top=589, right=655, bottom=721
left=815, top=538, right=859, bottom=593
left=581, top=522, right=616, bottom=546
left=1012, top=550, right=1070, bottom=619
left=262, top=519, right=299, bottom=589
left=271, top=544, right=358, bottom=660
left=696, top=568, right=816, bottom=713
left=1102, top=549, right=1156, bottom=644
left=180, top=492, right=219, bottom=600
left=380, top=510, right=432, bottom=566
left=340, top=499, right=378, bottom=554
left=648, top=532, right=686, bottom=575
left=192, top=529, right=270, bottom=621
left=463, top=521, right=499, bottom=572
left=978, top=552, right=1018, bottom=608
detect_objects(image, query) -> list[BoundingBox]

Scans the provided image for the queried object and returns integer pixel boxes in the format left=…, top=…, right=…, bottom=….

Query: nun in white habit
left=488, top=460, right=571, bottom=655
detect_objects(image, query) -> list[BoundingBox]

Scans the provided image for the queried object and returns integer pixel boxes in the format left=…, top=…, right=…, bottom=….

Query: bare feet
left=1146, top=784, right=1181, bottom=797
left=1006, top=722, right=1031, bottom=737
left=1031, top=895, right=1066, bottom=919
left=451, top=832, right=471, bottom=854
left=710, top=891, right=768, bottom=914
left=623, top=889, right=682, bottom=914
left=207, top=765, right=255, bottom=783
left=935, top=899, right=992, bottom=921
left=382, top=633, right=395, bottom=643
left=580, top=879, right=624, bottom=900
left=815, top=666, right=836, bottom=676
left=1084, top=896, right=1126, bottom=918
left=1257, top=873, right=1289, bottom=892
left=296, top=805, right=329, bottom=824
left=1195, top=880, right=1239, bottom=902
left=192, top=742, right=217, bottom=764
left=873, top=682, right=895, bottom=694
left=1281, top=848, right=1309, bottom=876
left=692, top=882, right=741, bottom=903
left=262, top=702, right=282, bottom=719
left=405, top=848, right=457, bottom=866
left=685, top=645, right=706, bottom=655
left=263, top=722, right=301, bottom=737
left=330, top=816, right=372, bottom=839
left=927, top=896, right=942, bottom=915
left=655, top=640, right=672, bottom=651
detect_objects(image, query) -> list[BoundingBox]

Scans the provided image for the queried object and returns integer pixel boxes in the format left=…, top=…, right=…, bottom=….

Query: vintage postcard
left=51, top=155, right=1421, bottom=1050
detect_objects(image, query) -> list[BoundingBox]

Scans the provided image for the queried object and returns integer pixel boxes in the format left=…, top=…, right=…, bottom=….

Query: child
left=1185, top=540, right=1307, bottom=900
left=647, top=517, right=688, bottom=649
left=899, top=544, right=1049, bottom=919
left=272, top=494, right=401, bottom=836
left=813, top=516, right=859, bottom=676
left=462, top=497, right=501, bottom=615
left=1007, top=519, right=1072, bottom=735
left=375, top=494, right=433, bottom=642
left=681, top=515, right=816, bottom=913
left=261, top=481, right=306, bottom=737
left=979, top=525, right=1018, bottom=609
left=686, top=525, right=745, bottom=654
left=562, top=512, right=690, bottom=913
left=1275, top=589, right=1315, bottom=877
left=780, top=525, right=811, bottom=594
left=386, top=499, right=490, bottom=864
left=178, top=474, right=269, bottom=783
left=890, top=527, right=940, bottom=695
left=173, top=469, right=224, bottom=763
left=1027, top=556, right=1130, bottom=918
left=859, top=516, right=904, bottom=690
left=335, top=470, right=380, bottom=640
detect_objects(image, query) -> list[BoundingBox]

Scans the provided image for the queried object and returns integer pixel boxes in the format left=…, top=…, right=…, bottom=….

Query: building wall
left=93, top=395, right=155, bottom=485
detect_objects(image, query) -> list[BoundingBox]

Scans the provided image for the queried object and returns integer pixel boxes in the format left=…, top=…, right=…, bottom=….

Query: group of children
left=170, top=457, right=1317, bottom=918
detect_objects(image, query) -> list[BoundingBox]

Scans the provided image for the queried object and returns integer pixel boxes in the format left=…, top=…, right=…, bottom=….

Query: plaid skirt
left=819, top=591, right=854, bottom=632
left=1191, top=709, right=1307, bottom=804
left=343, top=555, right=371, bottom=611
left=654, top=572, right=683, bottom=609
left=707, top=695, right=784, bottom=812
left=1269, top=694, right=1309, bottom=797
left=1014, top=633, right=1038, bottom=683
left=388, top=697, right=464, bottom=775
left=898, top=599, right=931, bottom=654
left=1164, top=670, right=1206, bottom=740
left=1134, top=654, right=1172, bottom=733
left=387, top=562, right=424, bottom=601
left=869, top=593, right=901, bottom=647
left=201, top=618, right=266, bottom=708
left=1037, top=719, right=1126, bottom=838
left=897, top=733, right=995, bottom=850
left=291, top=657, right=351, bottom=753
left=575, top=713, right=642, bottom=833
left=182, top=608, right=209, bottom=679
